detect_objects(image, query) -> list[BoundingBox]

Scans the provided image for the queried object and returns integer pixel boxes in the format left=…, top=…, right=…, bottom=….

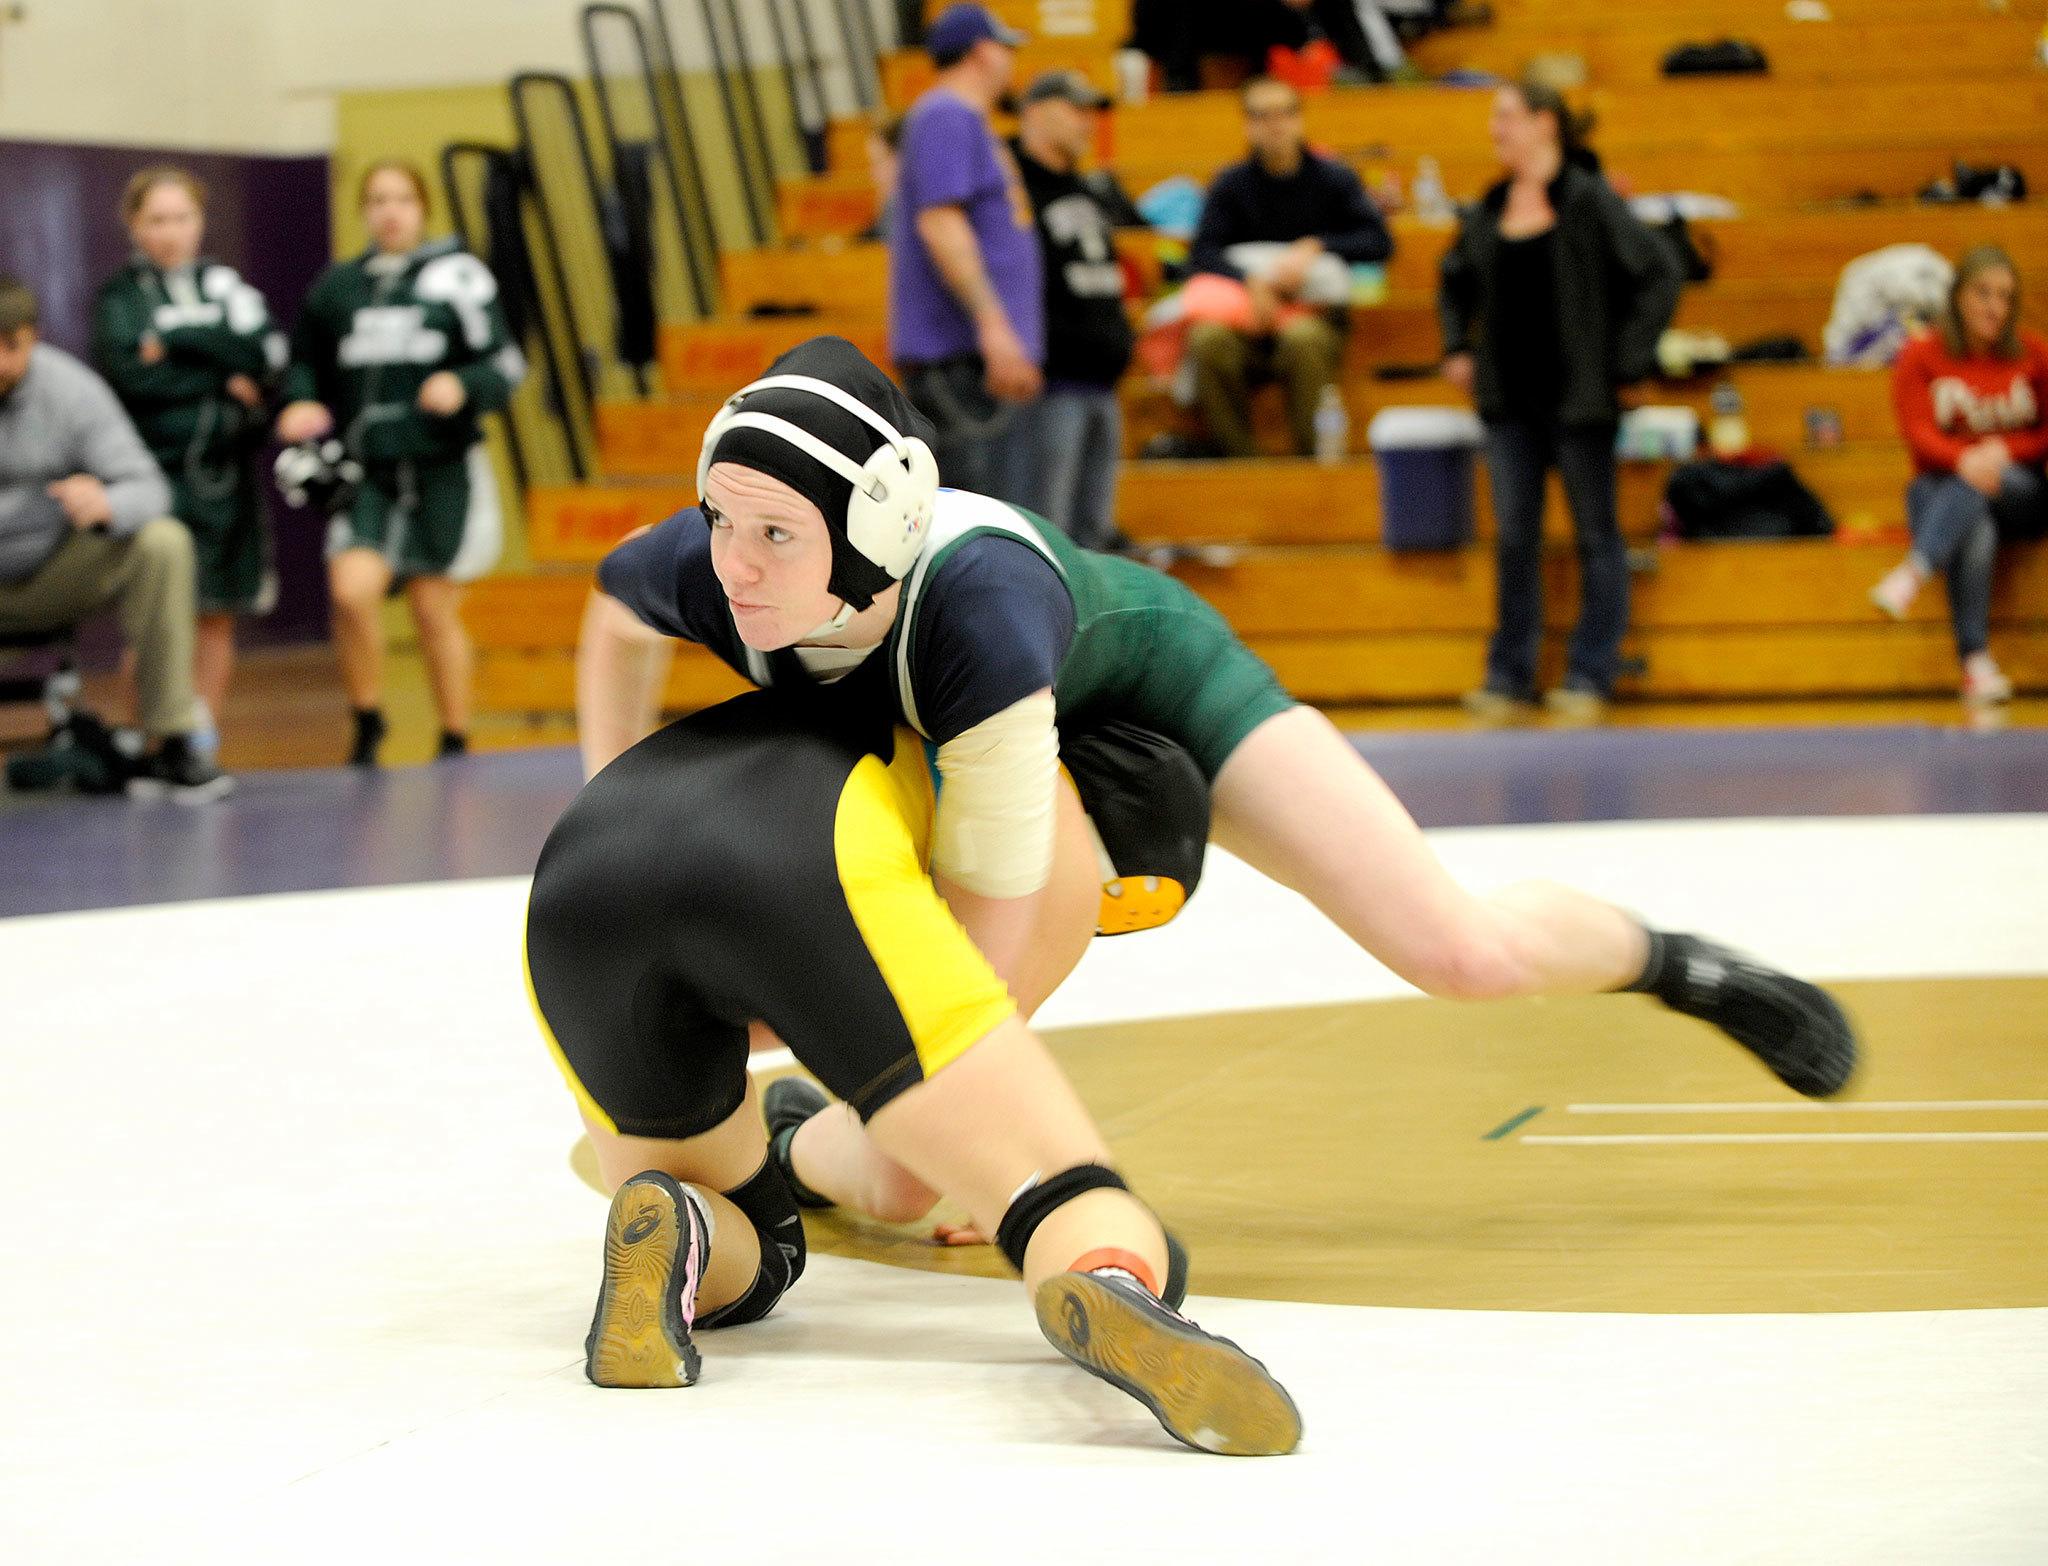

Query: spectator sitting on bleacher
left=889, top=3, right=1042, bottom=503
left=1184, top=76, right=1392, bottom=459
left=0, top=275, right=230, bottom=799
left=1010, top=69, right=1147, bottom=550
left=1439, top=81, right=1678, bottom=726
left=1870, top=244, right=2047, bottom=707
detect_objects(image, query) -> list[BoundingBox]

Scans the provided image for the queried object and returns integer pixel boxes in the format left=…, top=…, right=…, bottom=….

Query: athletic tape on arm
left=932, top=690, right=1060, bottom=898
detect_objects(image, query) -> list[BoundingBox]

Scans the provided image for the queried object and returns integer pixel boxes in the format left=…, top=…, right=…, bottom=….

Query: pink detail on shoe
left=677, top=1190, right=707, bottom=1329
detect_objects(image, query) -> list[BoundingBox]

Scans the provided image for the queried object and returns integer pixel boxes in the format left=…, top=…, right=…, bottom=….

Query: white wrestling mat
left=3, top=816, right=2045, bottom=1564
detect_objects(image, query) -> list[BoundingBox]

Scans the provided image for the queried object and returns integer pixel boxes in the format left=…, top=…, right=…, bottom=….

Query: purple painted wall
left=0, top=137, right=334, bottom=644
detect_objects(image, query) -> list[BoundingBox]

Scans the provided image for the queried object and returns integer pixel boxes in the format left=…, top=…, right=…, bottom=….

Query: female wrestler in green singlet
left=578, top=335, right=1860, bottom=1235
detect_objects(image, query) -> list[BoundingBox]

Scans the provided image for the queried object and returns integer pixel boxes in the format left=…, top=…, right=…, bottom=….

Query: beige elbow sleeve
left=931, top=691, right=1061, bottom=899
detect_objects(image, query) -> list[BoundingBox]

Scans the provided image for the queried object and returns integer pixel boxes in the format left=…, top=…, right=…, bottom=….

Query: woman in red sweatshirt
left=1871, top=244, right=2047, bottom=703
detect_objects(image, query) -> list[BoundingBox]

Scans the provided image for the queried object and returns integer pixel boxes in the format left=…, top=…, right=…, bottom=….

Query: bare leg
left=863, top=1016, right=1165, bottom=1291
left=194, top=613, right=235, bottom=720
left=115, top=648, right=139, bottom=729
left=785, top=779, right=1101, bottom=1222
left=405, top=575, right=472, bottom=736
left=580, top=1074, right=768, bottom=1315
left=868, top=1014, right=1300, bottom=1456
left=328, top=548, right=391, bottom=711
left=1212, top=706, right=1648, bottom=998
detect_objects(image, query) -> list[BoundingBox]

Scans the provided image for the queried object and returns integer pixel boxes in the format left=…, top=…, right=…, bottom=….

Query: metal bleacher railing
left=439, top=0, right=899, bottom=498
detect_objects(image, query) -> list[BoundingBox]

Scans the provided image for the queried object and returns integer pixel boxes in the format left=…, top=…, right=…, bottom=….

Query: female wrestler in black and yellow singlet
left=528, top=684, right=1301, bottom=1456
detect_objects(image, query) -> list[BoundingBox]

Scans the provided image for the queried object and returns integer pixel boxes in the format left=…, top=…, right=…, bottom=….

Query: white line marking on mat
left=1525, top=1131, right=2048, bottom=1146
left=1565, top=1100, right=2048, bottom=1114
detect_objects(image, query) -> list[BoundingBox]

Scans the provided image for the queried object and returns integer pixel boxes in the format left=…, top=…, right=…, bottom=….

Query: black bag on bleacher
left=1664, top=460, right=1834, bottom=540
left=1653, top=215, right=1717, bottom=283
left=1661, top=39, right=1769, bottom=76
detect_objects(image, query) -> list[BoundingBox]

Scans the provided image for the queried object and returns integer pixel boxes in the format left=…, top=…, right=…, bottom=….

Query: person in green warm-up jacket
left=93, top=166, right=285, bottom=740
left=276, top=159, right=525, bottom=766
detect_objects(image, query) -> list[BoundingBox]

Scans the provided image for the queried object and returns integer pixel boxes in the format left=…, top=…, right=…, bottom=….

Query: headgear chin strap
left=699, top=368, right=941, bottom=614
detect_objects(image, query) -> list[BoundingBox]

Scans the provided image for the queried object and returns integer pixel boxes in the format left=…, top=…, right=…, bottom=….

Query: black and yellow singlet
left=525, top=691, right=1016, bottom=1141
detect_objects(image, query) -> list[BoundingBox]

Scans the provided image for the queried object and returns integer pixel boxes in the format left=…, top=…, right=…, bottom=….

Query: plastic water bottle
left=1313, top=385, right=1350, bottom=466
left=1707, top=379, right=1750, bottom=458
left=1411, top=156, right=1454, bottom=225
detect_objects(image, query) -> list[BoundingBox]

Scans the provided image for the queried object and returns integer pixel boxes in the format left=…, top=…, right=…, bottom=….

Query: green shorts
left=1062, top=554, right=1297, bottom=782
left=327, top=454, right=485, bottom=581
left=169, top=469, right=273, bottom=616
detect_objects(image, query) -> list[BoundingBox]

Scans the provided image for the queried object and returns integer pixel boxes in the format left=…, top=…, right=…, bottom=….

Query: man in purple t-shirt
left=888, top=4, right=1043, bottom=502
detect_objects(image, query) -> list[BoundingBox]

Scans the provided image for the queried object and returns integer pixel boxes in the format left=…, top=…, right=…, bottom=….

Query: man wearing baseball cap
left=1009, top=69, right=1147, bottom=550
left=888, top=4, right=1042, bottom=502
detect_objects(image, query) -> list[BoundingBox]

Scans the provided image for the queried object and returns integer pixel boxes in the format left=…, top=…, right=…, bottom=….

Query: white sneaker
left=1962, top=654, right=2013, bottom=706
left=1869, top=561, right=1923, bottom=620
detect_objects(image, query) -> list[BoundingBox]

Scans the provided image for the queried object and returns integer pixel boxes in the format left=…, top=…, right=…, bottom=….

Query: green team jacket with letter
left=91, top=258, right=284, bottom=470
left=282, top=238, right=524, bottom=466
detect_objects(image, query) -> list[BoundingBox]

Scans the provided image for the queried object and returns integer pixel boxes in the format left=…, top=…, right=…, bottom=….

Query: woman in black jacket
left=1439, top=82, right=1679, bottom=722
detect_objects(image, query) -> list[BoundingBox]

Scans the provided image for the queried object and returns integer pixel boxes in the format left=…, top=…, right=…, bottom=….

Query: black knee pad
left=697, top=1153, right=807, bottom=1330
left=995, top=1163, right=1131, bottom=1273
left=993, top=1164, right=1191, bottom=1308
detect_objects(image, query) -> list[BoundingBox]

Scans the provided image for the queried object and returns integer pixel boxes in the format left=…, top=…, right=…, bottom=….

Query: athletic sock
left=348, top=707, right=386, bottom=767
left=680, top=1183, right=716, bottom=1246
left=1623, top=925, right=1680, bottom=999
left=1069, top=1246, right=1161, bottom=1298
left=188, top=700, right=220, bottom=765
left=768, top=1124, right=835, bottom=1209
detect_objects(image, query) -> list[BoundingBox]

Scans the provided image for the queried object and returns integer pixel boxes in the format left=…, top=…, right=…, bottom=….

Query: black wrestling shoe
left=1035, top=1269, right=1302, bottom=1457
left=348, top=708, right=386, bottom=768
left=1162, top=1229, right=1190, bottom=1311
left=1639, top=934, right=1859, bottom=1099
left=436, top=730, right=468, bottom=760
left=763, top=1076, right=836, bottom=1209
left=585, top=1171, right=709, bottom=1388
left=126, top=734, right=234, bottom=803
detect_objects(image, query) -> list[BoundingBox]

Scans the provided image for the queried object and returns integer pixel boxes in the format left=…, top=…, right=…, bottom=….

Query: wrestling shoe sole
left=1034, top=1273, right=1301, bottom=1457
left=585, top=1172, right=704, bottom=1389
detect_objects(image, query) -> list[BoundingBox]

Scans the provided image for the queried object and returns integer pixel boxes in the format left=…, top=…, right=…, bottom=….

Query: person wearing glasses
left=1183, top=76, right=1392, bottom=459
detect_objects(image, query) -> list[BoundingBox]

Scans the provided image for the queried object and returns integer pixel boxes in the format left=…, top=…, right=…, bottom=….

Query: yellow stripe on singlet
left=522, top=900, right=619, bottom=1136
left=832, top=729, right=1017, bottom=1081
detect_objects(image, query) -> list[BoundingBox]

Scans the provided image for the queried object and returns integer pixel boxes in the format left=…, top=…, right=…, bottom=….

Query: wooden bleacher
left=466, top=0, right=2048, bottom=723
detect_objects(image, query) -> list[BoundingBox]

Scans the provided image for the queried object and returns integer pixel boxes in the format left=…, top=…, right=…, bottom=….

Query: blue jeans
left=1482, top=420, right=1628, bottom=697
left=1013, top=385, right=1124, bottom=550
left=1906, top=466, right=2048, bottom=658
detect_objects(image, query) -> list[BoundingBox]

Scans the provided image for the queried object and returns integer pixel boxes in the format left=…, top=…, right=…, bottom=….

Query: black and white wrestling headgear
left=698, top=336, right=941, bottom=626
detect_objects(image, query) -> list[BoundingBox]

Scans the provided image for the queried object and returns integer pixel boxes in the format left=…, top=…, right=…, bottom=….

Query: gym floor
left=3, top=721, right=2044, bottom=1562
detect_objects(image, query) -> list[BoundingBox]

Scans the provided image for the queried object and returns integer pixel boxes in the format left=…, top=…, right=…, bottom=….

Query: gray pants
left=1013, top=386, right=1124, bottom=551
left=0, top=519, right=201, bottom=737
left=1906, top=467, right=2048, bottom=659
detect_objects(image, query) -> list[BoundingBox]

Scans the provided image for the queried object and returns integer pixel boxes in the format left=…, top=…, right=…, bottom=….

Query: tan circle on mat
left=572, top=977, right=2048, bottom=1313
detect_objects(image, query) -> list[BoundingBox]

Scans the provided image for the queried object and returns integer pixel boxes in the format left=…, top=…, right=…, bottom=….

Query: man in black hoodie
left=1186, top=77, right=1393, bottom=457
left=1010, top=71, right=1146, bottom=549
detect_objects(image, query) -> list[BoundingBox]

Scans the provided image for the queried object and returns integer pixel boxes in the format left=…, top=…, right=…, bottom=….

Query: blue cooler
left=1368, top=407, right=1485, bottom=550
